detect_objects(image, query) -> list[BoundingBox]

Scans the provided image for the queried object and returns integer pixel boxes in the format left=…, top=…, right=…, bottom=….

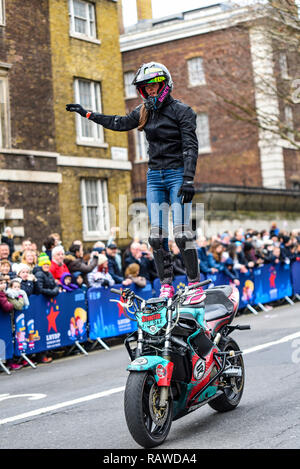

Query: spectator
left=0, top=274, right=14, bottom=313
left=64, top=243, right=98, bottom=286
left=71, top=271, right=88, bottom=292
left=227, top=243, right=248, bottom=273
left=14, top=263, right=39, bottom=297
left=243, top=242, right=264, bottom=269
left=20, top=249, right=38, bottom=273
left=270, top=222, right=280, bottom=238
left=124, top=241, right=152, bottom=281
left=1, top=227, right=15, bottom=257
left=106, top=242, right=125, bottom=284
left=0, top=274, right=23, bottom=370
left=11, top=238, right=32, bottom=263
left=49, top=232, right=62, bottom=248
left=60, top=272, right=78, bottom=292
left=6, top=278, right=29, bottom=310
left=43, top=236, right=56, bottom=260
left=50, top=245, right=70, bottom=284
left=35, top=253, right=60, bottom=297
left=124, top=263, right=147, bottom=288
left=87, top=254, right=115, bottom=288
left=196, top=236, right=219, bottom=275
left=0, top=243, right=10, bottom=262
left=0, top=259, right=15, bottom=280
left=223, top=258, right=240, bottom=286
left=140, top=242, right=157, bottom=282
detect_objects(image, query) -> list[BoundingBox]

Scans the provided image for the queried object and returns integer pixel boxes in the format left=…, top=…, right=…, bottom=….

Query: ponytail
left=137, top=104, right=149, bottom=131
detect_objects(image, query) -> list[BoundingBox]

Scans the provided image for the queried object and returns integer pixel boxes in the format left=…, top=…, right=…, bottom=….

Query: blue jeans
left=146, top=168, right=191, bottom=250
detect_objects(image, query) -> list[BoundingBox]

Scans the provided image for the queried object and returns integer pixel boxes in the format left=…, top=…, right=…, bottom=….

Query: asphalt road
left=0, top=301, right=299, bottom=451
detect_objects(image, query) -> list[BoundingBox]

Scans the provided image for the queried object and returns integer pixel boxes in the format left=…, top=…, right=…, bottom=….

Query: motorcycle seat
left=204, top=303, right=229, bottom=321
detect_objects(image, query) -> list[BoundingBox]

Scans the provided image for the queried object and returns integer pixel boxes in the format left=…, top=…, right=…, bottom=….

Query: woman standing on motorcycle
left=66, top=62, right=205, bottom=305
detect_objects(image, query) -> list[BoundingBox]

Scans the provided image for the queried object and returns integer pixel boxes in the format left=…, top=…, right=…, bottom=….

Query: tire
left=124, top=371, right=173, bottom=448
left=209, top=337, right=245, bottom=412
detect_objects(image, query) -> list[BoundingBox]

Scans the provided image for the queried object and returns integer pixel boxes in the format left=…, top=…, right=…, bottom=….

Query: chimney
left=136, top=0, right=152, bottom=21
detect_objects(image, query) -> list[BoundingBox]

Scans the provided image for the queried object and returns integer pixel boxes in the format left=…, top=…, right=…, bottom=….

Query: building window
left=0, top=75, right=10, bottom=148
left=196, top=113, right=211, bottom=153
left=74, top=78, right=104, bottom=145
left=187, top=57, right=206, bottom=86
left=284, top=105, right=294, bottom=140
left=124, top=72, right=137, bottom=99
left=0, top=0, right=5, bottom=25
left=279, top=52, right=289, bottom=80
left=69, top=0, right=97, bottom=40
left=135, top=130, right=149, bottom=162
left=81, top=179, right=110, bottom=240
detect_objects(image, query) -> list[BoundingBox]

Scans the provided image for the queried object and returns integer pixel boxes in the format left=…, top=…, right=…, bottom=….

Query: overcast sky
left=121, top=0, right=298, bottom=26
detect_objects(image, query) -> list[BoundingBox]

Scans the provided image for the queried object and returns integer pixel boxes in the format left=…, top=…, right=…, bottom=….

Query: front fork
left=159, top=301, right=174, bottom=407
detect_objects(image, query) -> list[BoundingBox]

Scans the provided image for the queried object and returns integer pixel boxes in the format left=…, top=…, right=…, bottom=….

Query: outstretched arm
left=66, top=104, right=140, bottom=132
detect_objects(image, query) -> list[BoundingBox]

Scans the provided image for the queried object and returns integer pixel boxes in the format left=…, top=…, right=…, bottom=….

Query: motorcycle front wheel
left=124, top=371, right=173, bottom=448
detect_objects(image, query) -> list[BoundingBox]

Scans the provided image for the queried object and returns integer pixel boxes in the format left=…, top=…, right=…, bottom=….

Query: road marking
left=0, top=386, right=125, bottom=425
left=1, top=330, right=299, bottom=426
left=243, top=331, right=300, bottom=355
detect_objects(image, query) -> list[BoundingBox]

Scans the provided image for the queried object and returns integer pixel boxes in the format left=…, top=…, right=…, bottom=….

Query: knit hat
left=97, top=254, right=108, bottom=266
left=14, top=263, right=30, bottom=276
left=38, top=253, right=51, bottom=266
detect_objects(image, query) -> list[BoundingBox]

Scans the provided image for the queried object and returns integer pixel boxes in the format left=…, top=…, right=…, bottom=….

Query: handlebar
left=187, top=279, right=212, bottom=290
left=110, top=288, right=144, bottom=303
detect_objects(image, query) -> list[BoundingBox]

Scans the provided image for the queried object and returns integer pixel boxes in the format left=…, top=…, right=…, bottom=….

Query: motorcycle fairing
left=127, top=355, right=174, bottom=387
left=136, top=307, right=168, bottom=335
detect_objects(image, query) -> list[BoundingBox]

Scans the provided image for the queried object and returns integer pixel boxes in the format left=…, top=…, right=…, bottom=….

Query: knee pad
left=174, top=225, right=194, bottom=250
left=148, top=228, right=165, bottom=251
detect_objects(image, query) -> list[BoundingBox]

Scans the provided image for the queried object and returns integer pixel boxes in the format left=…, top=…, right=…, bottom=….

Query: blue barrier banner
left=291, top=261, right=300, bottom=294
left=205, top=272, right=230, bottom=288
left=238, top=270, right=256, bottom=308
left=87, top=283, right=153, bottom=340
left=0, top=308, right=13, bottom=361
left=253, top=262, right=293, bottom=304
left=14, top=290, right=88, bottom=356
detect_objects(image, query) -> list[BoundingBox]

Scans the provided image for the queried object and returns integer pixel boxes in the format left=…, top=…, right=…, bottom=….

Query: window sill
left=134, top=159, right=149, bottom=164
left=76, top=139, right=109, bottom=148
left=82, top=233, right=110, bottom=242
left=70, top=32, right=101, bottom=45
left=198, top=147, right=212, bottom=155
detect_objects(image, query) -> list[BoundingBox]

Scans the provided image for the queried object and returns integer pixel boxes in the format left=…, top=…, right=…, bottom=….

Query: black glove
left=145, top=96, right=158, bottom=111
left=177, top=180, right=195, bottom=204
left=66, top=103, right=88, bottom=117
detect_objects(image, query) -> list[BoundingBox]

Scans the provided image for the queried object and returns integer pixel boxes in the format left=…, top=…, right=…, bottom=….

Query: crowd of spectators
left=0, top=222, right=300, bottom=370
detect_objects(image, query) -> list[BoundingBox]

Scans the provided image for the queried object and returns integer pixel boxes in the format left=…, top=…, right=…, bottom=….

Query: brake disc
left=149, top=384, right=169, bottom=426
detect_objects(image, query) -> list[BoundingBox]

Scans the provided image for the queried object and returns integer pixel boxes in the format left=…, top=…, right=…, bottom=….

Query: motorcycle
left=110, top=279, right=250, bottom=448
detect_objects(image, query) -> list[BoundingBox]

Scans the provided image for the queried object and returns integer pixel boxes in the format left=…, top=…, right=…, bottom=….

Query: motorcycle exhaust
left=223, top=366, right=243, bottom=377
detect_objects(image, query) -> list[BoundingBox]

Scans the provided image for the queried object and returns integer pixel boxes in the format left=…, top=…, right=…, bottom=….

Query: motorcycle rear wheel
left=124, top=371, right=173, bottom=448
left=209, top=337, right=245, bottom=412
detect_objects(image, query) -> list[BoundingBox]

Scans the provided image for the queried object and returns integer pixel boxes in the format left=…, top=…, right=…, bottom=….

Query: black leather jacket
left=89, top=96, right=199, bottom=180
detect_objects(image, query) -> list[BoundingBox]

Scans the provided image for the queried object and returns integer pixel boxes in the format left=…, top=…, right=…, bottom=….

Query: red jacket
left=0, top=291, right=14, bottom=313
left=49, top=261, right=70, bottom=283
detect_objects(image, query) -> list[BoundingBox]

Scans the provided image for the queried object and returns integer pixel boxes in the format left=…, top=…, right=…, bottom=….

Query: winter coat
left=64, top=253, right=98, bottom=285
left=6, top=288, right=29, bottom=309
left=0, top=291, right=14, bottom=313
left=35, top=269, right=59, bottom=297
left=107, top=255, right=124, bottom=284
left=89, top=96, right=198, bottom=180
left=49, top=261, right=70, bottom=283
left=18, top=278, right=39, bottom=297
left=87, top=266, right=115, bottom=289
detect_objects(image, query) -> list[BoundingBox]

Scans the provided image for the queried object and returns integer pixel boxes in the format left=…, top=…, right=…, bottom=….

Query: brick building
left=120, top=1, right=300, bottom=236
left=0, top=0, right=132, bottom=250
